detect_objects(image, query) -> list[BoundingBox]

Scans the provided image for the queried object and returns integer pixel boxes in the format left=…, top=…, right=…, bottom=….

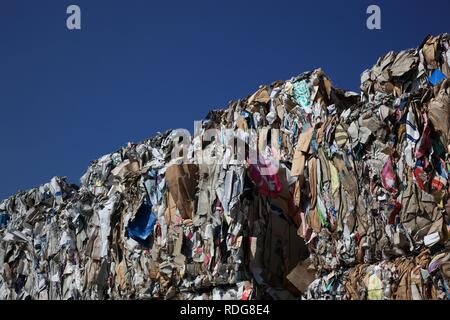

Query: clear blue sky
left=0, top=0, right=449, bottom=199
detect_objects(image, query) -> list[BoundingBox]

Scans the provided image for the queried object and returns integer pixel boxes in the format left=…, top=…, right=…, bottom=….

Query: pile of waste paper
left=0, top=34, right=449, bottom=300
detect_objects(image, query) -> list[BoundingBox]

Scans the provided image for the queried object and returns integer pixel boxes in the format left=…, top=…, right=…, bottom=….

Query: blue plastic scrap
left=429, top=69, right=447, bottom=86
left=0, top=213, right=10, bottom=227
left=127, top=200, right=157, bottom=246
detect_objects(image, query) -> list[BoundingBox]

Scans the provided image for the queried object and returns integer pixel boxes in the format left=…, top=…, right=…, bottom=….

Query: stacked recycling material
left=1, top=34, right=450, bottom=300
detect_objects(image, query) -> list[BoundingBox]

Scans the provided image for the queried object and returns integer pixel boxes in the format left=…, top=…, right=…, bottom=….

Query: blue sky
left=0, top=0, right=449, bottom=199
